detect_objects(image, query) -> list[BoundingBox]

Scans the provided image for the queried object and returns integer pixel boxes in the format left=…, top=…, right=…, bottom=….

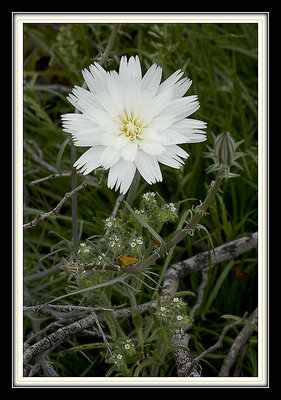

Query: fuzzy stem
left=125, top=170, right=141, bottom=210
left=98, top=24, right=119, bottom=67
left=71, top=143, right=78, bottom=250
left=126, top=170, right=224, bottom=274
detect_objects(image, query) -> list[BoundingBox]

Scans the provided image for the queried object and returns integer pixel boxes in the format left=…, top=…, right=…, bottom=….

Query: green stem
left=71, top=143, right=78, bottom=250
left=125, top=170, right=141, bottom=209
left=99, top=24, right=120, bottom=67
left=127, top=170, right=224, bottom=274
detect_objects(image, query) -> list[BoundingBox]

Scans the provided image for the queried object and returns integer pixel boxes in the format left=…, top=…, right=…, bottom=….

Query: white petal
left=119, top=56, right=128, bottom=79
left=159, top=129, right=191, bottom=145
left=89, top=63, right=108, bottom=93
left=138, top=139, right=166, bottom=155
left=150, top=115, right=175, bottom=131
left=99, top=146, right=122, bottom=169
left=157, top=152, right=184, bottom=169
left=162, top=96, right=200, bottom=120
left=172, top=77, right=192, bottom=99
left=135, top=150, right=162, bottom=184
left=122, top=140, right=138, bottom=161
left=173, top=118, right=207, bottom=134
left=72, top=85, right=99, bottom=108
left=82, top=68, right=97, bottom=93
left=141, top=64, right=162, bottom=97
left=119, top=56, right=142, bottom=81
left=127, top=55, right=142, bottom=79
left=157, top=70, right=183, bottom=95
left=74, top=146, right=105, bottom=174
left=167, top=144, right=189, bottom=159
left=107, top=158, right=136, bottom=194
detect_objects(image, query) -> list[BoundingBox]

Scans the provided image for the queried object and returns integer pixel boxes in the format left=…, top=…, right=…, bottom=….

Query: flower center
left=119, top=113, right=143, bottom=141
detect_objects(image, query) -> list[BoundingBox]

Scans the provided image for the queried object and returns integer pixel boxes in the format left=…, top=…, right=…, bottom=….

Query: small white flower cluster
left=155, top=297, right=189, bottom=327
left=105, top=217, right=117, bottom=229
left=108, top=235, right=122, bottom=250
left=142, top=191, right=157, bottom=202
left=96, top=253, right=106, bottom=265
left=110, top=339, right=136, bottom=368
left=122, top=339, right=134, bottom=351
left=77, top=242, right=91, bottom=254
left=168, top=202, right=177, bottom=213
left=130, top=237, right=144, bottom=248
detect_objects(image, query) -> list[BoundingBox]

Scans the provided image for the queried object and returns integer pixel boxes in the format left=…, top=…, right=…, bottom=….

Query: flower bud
left=203, top=130, right=245, bottom=179
left=214, top=131, right=236, bottom=167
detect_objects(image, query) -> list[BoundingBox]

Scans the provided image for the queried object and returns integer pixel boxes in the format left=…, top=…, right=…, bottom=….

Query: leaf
left=59, top=342, right=106, bottom=356
left=133, top=359, right=153, bottom=377
left=45, top=273, right=133, bottom=304
left=203, top=261, right=235, bottom=313
left=221, top=314, right=258, bottom=332
left=56, top=137, right=71, bottom=174
left=105, top=312, right=117, bottom=341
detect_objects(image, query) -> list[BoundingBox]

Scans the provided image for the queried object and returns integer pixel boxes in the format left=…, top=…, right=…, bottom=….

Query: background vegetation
left=23, top=22, right=258, bottom=378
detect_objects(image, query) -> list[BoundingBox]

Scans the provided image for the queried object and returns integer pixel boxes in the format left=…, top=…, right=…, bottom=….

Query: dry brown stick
left=23, top=181, right=88, bottom=230
left=218, top=307, right=258, bottom=377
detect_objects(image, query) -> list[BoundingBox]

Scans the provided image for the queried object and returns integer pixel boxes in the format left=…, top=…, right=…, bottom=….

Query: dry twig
left=23, top=181, right=88, bottom=230
left=218, top=307, right=258, bottom=377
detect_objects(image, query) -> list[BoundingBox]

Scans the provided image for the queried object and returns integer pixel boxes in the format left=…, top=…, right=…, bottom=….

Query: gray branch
left=23, top=181, right=88, bottom=230
left=218, top=307, right=258, bottom=377
left=161, top=232, right=258, bottom=300
left=23, top=232, right=258, bottom=370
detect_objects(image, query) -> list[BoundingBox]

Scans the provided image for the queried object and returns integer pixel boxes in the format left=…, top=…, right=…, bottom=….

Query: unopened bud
left=214, top=131, right=236, bottom=167
left=203, top=130, right=246, bottom=179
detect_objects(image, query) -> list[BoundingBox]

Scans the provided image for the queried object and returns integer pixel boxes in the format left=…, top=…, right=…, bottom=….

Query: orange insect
left=234, top=266, right=249, bottom=281
left=115, top=255, right=139, bottom=267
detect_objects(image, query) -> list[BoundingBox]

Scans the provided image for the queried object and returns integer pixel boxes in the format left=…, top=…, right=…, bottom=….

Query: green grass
left=23, top=22, right=258, bottom=378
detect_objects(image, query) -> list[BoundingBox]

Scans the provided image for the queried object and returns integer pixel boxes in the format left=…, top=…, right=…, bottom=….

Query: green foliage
left=23, top=22, right=258, bottom=378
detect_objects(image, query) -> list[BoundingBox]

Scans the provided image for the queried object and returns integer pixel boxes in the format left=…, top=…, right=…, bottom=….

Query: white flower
left=169, top=203, right=177, bottom=212
left=173, top=297, right=179, bottom=303
left=176, top=315, right=183, bottom=321
left=62, top=56, right=207, bottom=194
left=117, top=354, right=123, bottom=360
left=136, top=237, right=143, bottom=245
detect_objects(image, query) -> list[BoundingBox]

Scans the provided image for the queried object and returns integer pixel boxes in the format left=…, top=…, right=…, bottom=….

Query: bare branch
left=187, top=316, right=247, bottom=376
left=161, top=232, right=258, bottom=300
left=218, top=307, right=258, bottom=377
left=23, top=181, right=88, bottom=230
left=24, top=139, right=58, bottom=174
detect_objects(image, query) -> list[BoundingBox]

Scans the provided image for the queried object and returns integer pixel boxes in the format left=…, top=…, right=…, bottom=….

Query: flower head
left=62, top=56, right=207, bottom=193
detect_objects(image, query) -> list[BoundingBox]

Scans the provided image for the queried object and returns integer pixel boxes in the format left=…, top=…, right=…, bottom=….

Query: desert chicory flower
left=62, top=56, right=207, bottom=194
